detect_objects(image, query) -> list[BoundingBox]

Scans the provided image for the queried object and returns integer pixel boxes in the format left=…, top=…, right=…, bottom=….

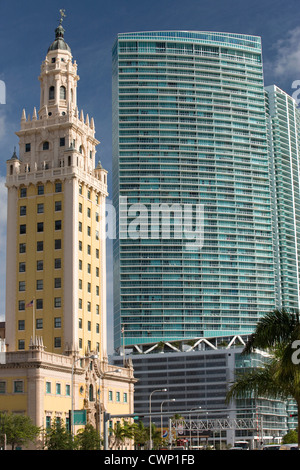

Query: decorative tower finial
left=59, top=9, right=66, bottom=25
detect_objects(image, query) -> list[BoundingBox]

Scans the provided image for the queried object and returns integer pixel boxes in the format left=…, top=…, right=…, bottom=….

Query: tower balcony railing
left=6, top=165, right=108, bottom=195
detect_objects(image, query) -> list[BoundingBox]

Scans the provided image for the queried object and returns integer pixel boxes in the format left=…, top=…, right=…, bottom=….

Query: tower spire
left=59, top=9, right=67, bottom=25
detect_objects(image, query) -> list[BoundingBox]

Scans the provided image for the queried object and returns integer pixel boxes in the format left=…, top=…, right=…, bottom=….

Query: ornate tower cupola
left=15, top=10, right=99, bottom=175
left=38, top=11, right=79, bottom=119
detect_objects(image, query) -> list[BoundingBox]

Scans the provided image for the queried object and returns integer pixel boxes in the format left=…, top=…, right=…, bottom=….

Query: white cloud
left=0, top=114, right=6, bottom=142
left=268, top=27, right=300, bottom=82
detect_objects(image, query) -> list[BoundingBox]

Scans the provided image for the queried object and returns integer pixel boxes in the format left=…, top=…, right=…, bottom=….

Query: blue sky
left=1, top=0, right=300, bottom=349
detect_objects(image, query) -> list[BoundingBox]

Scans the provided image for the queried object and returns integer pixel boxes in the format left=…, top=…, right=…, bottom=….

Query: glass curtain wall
left=265, top=85, right=300, bottom=311
left=112, top=31, right=276, bottom=349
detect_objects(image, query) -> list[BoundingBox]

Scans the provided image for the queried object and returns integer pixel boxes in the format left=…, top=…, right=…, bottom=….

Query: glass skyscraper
left=112, top=31, right=276, bottom=349
left=265, top=85, right=300, bottom=311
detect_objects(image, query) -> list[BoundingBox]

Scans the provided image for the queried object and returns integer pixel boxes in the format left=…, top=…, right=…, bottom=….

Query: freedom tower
left=112, top=31, right=276, bottom=350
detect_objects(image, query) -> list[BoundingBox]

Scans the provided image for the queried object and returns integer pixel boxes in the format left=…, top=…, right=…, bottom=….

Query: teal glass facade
left=112, top=31, right=276, bottom=349
left=265, top=85, right=300, bottom=310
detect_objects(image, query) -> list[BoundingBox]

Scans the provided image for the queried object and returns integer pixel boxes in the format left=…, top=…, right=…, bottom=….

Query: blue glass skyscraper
left=112, top=31, right=276, bottom=350
left=265, top=85, right=300, bottom=311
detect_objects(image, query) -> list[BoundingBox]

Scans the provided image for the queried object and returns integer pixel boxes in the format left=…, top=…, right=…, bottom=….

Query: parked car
left=262, top=444, right=281, bottom=450
left=279, top=444, right=298, bottom=450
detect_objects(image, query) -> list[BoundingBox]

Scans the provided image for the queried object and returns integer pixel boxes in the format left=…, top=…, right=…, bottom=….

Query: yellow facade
left=0, top=350, right=135, bottom=449
left=16, top=181, right=66, bottom=353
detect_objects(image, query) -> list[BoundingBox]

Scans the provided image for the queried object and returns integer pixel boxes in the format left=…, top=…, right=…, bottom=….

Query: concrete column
left=27, top=365, right=44, bottom=429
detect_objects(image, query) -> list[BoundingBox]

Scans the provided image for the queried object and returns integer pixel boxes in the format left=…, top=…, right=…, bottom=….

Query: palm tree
left=108, top=420, right=136, bottom=450
left=226, top=308, right=300, bottom=447
left=133, top=420, right=148, bottom=449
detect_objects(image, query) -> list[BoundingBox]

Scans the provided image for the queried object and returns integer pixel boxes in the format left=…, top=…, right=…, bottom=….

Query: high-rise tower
left=265, top=85, right=300, bottom=311
left=5, top=21, right=108, bottom=357
left=112, top=31, right=276, bottom=349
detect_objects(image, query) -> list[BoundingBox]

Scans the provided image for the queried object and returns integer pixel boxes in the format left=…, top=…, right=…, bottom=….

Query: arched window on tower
left=60, top=86, right=66, bottom=100
left=43, top=141, right=49, bottom=151
left=49, top=86, right=55, bottom=100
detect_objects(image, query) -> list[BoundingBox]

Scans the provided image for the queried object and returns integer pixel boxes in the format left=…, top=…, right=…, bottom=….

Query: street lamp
left=189, top=407, right=201, bottom=449
left=160, top=399, right=176, bottom=439
left=71, top=354, right=98, bottom=436
left=149, top=388, right=167, bottom=450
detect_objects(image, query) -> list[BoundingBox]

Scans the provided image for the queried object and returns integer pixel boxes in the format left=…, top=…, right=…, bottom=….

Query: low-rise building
left=112, top=335, right=297, bottom=449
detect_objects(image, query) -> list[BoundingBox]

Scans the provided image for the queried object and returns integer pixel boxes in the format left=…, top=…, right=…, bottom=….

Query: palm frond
left=242, top=308, right=300, bottom=355
left=226, top=359, right=292, bottom=404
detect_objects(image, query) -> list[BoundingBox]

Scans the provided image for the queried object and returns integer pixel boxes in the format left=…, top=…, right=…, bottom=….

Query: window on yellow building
left=19, top=243, right=26, bottom=253
left=55, top=201, right=61, bottom=212
left=55, top=239, right=61, bottom=249
left=20, top=187, right=27, bottom=197
left=20, top=206, right=26, bottom=216
left=37, top=241, right=43, bottom=251
left=37, top=260, right=43, bottom=271
left=37, top=203, right=44, bottom=213
left=19, top=281, right=25, bottom=291
left=19, top=262, right=26, bottom=272
left=14, top=380, right=24, bottom=393
left=55, top=182, right=62, bottom=193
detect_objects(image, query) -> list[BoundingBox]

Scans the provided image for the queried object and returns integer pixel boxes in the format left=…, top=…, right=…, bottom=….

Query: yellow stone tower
left=1, top=16, right=135, bottom=448
left=5, top=19, right=108, bottom=359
